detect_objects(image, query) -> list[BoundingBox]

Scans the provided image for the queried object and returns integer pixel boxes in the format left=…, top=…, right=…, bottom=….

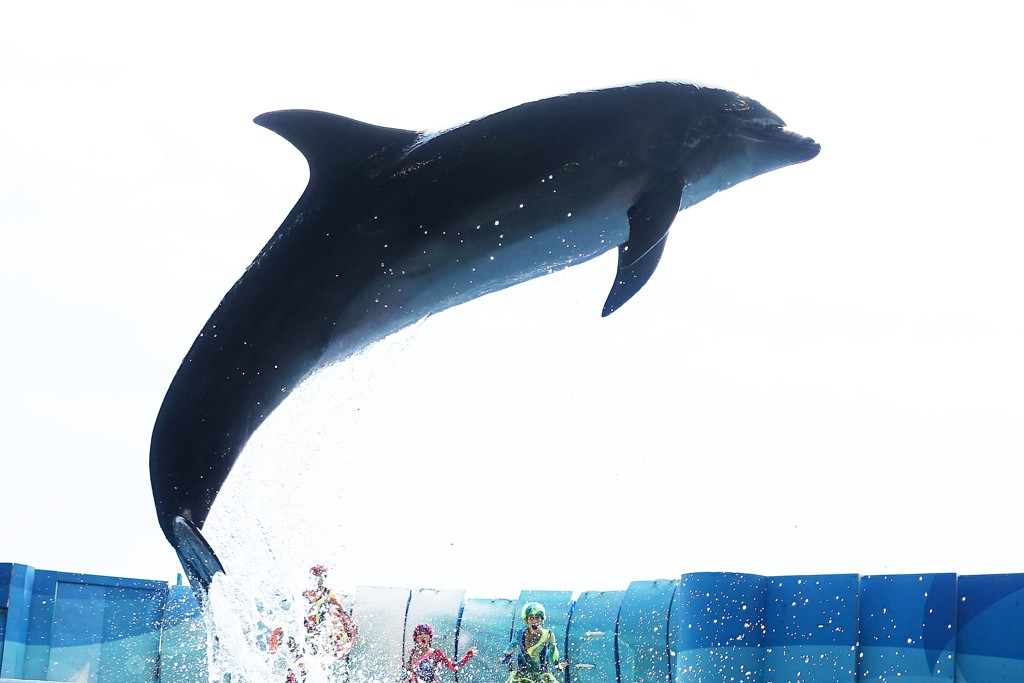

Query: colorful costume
left=504, top=626, right=563, bottom=683
left=503, top=602, right=564, bottom=683
left=407, top=645, right=475, bottom=683
left=303, top=585, right=357, bottom=658
left=268, top=566, right=358, bottom=683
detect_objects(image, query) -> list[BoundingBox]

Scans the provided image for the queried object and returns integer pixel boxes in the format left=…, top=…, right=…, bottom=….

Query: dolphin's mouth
left=739, top=123, right=820, bottom=160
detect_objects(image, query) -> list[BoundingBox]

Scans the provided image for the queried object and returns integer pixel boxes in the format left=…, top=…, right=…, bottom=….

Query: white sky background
left=1, top=1, right=1021, bottom=598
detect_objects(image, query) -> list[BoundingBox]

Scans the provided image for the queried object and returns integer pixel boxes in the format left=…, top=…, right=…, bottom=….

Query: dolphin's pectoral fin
left=601, top=181, right=685, bottom=316
left=172, top=515, right=225, bottom=600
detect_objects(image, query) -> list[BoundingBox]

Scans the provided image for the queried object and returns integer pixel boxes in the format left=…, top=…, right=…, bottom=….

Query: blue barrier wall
left=3, top=563, right=1024, bottom=682
left=0, top=564, right=204, bottom=683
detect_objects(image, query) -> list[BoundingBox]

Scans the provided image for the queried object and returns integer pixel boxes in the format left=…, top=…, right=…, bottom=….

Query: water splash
left=203, top=554, right=365, bottom=683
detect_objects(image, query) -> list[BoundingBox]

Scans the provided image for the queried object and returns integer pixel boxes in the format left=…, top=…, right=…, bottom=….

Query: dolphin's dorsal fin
left=255, top=110, right=420, bottom=182
left=602, top=181, right=685, bottom=316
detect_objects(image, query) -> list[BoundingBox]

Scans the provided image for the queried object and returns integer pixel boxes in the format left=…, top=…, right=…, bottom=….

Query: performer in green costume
left=502, top=602, right=568, bottom=683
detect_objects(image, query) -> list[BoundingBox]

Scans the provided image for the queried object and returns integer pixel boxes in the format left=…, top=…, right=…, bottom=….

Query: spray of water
left=198, top=330, right=427, bottom=683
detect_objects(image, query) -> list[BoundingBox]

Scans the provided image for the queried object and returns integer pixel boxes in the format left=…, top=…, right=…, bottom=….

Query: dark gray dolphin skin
left=150, top=81, right=820, bottom=596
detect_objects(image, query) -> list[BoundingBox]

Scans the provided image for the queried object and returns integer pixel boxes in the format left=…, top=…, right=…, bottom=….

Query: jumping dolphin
left=150, top=81, right=820, bottom=596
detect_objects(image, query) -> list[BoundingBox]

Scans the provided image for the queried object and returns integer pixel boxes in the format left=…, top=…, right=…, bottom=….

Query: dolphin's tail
left=171, top=515, right=225, bottom=599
